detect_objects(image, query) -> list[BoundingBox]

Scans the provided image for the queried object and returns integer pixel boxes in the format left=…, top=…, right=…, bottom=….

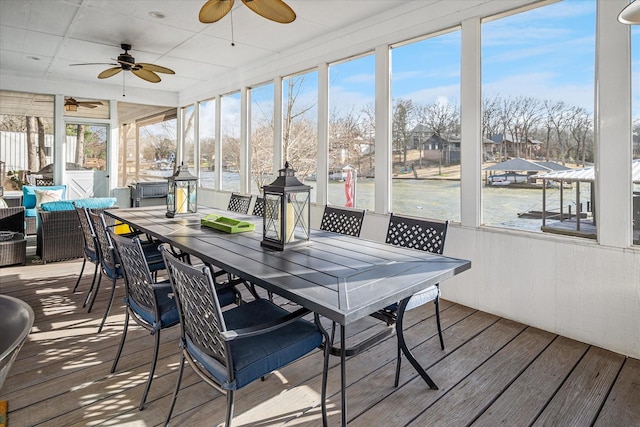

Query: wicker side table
left=0, top=233, right=27, bottom=267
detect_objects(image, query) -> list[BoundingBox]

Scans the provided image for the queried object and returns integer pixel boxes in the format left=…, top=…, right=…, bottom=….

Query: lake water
left=200, top=171, right=590, bottom=233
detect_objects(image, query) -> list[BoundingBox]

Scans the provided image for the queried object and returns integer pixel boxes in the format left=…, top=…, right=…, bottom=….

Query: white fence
left=0, top=131, right=77, bottom=171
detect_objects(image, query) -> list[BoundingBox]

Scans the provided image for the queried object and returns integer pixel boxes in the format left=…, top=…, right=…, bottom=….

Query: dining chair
left=320, top=205, right=366, bottom=342
left=375, top=213, right=448, bottom=389
left=108, top=229, right=180, bottom=410
left=73, top=206, right=100, bottom=299
left=160, top=246, right=330, bottom=427
left=88, top=210, right=165, bottom=333
left=251, top=195, right=265, bottom=217
left=319, top=205, right=366, bottom=237
left=227, top=193, right=252, bottom=214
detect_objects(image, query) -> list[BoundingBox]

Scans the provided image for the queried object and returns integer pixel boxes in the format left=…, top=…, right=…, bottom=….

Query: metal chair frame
left=227, top=193, right=252, bottom=214
left=161, top=247, right=330, bottom=427
left=380, top=213, right=449, bottom=389
left=109, top=230, right=179, bottom=410
left=88, top=211, right=164, bottom=333
left=251, top=196, right=265, bottom=217
left=73, top=206, right=100, bottom=297
left=319, top=205, right=365, bottom=237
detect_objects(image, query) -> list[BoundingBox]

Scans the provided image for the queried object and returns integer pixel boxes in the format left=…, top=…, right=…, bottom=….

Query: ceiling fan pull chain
left=230, top=8, right=235, bottom=47
left=122, top=72, right=126, bottom=97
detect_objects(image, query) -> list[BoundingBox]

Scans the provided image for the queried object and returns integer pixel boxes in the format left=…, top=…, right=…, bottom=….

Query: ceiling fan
left=199, top=0, right=296, bottom=24
left=35, top=96, right=103, bottom=111
left=70, top=44, right=175, bottom=83
left=64, top=97, right=102, bottom=112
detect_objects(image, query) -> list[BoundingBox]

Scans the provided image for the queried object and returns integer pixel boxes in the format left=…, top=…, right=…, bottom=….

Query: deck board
left=0, top=257, right=638, bottom=427
left=471, top=335, right=589, bottom=426
left=532, top=346, right=625, bottom=426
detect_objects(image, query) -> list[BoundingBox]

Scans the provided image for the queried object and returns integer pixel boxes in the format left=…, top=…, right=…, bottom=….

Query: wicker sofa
left=36, top=198, right=117, bottom=263
left=22, top=184, right=68, bottom=236
left=0, top=206, right=27, bottom=267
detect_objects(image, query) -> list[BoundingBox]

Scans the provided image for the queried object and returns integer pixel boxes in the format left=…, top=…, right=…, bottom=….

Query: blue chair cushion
left=39, top=201, right=75, bottom=211
left=186, top=298, right=322, bottom=390
left=85, top=247, right=99, bottom=263
left=25, top=208, right=38, bottom=218
left=215, top=285, right=238, bottom=308
left=128, top=280, right=179, bottom=328
left=72, top=198, right=117, bottom=210
left=23, top=185, right=67, bottom=209
left=40, top=197, right=118, bottom=212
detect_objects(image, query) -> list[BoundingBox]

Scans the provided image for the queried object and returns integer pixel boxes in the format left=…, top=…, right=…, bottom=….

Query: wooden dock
left=1, top=257, right=638, bottom=426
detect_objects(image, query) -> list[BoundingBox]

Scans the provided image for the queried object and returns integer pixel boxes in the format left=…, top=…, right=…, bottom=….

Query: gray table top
left=106, top=206, right=471, bottom=324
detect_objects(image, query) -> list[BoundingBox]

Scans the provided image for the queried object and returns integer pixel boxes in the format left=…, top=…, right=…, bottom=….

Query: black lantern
left=261, top=162, right=311, bottom=251
left=166, top=162, right=198, bottom=218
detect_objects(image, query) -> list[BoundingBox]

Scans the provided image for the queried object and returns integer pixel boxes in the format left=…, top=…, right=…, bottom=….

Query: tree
left=26, top=116, right=37, bottom=171
left=565, top=106, right=592, bottom=166
left=74, top=124, right=85, bottom=168
left=329, top=106, right=362, bottom=172
left=392, top=98, right=416, bottom=168
left=281, top=75, right=317, bottom=180
left=37, top=117, right=46, bottom=168
left=544, top=100, right=570, bottom=165
left=419, top=101, right=459, bottom=173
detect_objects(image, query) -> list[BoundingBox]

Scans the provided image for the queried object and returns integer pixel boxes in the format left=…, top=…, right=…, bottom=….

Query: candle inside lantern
left=176, top=187, right=188, bottom=213
left=277, top=198, right=295, bottom=242
left=285, top=199, right=295, bottom=242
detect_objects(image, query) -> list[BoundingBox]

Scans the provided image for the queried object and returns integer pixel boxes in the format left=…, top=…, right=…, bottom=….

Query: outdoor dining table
left=106, top=206, right=471, bottom=426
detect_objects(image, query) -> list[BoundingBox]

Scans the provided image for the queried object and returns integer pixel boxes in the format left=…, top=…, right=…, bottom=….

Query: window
left=250, top=83, right=274, bottom=195
left=199, top=98, right=216, bottom=189
left=283, top=71, right=318, bottom=202
left=328, top=54, right=375, bottom=211
left=481, top=0, right=596, bottom=235
left=0, top=91, right=53, bottom=189
left=391, top=30, right=461, bottom=221
left=132, top=110, right=177, bottom=183
left=221, top=91, right=241, bottom=193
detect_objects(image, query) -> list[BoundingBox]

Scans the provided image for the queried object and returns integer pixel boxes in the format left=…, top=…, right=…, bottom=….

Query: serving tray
left=201, top=214, right=255, bottom=234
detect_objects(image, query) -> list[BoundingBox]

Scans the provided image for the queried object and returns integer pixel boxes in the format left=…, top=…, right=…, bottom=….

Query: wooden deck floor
left=1, top=257, right=638, bottom=427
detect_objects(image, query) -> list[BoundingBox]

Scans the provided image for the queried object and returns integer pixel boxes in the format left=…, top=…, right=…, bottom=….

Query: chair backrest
left=319, top=206, right=366, bottom=237
left=227, top=193, right=252, bottom=214
left=161, top=247, right=229, bottom=376
left=109, top=230, right=157, bottom=315
left=252, top=196, right=265, bottom=217
left=385, top=213, right=448, bottom=254
left=35, top=178, right=55, bottom=186
left=74, top=206, right=97, bottom=256
left=88, top=210, right=119, bottom=272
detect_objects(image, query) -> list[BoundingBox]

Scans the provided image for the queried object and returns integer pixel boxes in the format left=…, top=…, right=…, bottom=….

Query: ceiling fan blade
left=77, top=102, right=103, bottom=108
left=199, top=0, right=234, bottom=23
left=132, top=68, right=161, bottom=83
left=98, top=67, right=122, bottom=79
left=137, top=63, right=175, bottom=75
left=242, top=0, right=296, bottom=23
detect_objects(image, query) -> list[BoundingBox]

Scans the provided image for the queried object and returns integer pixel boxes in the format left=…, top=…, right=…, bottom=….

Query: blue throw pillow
left=23, top=185, right=67, bottom=209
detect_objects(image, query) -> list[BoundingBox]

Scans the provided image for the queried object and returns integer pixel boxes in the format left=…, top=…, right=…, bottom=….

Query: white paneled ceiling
left=0, top=0, right=411, bottom=96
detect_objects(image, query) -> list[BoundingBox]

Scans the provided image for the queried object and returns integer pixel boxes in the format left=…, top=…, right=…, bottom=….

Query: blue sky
left=210, top=0, right=639, bottom=138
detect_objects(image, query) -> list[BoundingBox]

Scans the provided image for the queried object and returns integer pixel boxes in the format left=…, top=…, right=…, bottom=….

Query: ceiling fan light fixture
left=618, top=0, right=640, bottom=24
left=65, top=103, right=77, bottom=112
